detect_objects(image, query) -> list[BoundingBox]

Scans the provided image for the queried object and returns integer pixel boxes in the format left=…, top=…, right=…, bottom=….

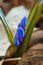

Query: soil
left=17, top=44, right=43, bottom=65
left=4, top=29, right=43, bottom=65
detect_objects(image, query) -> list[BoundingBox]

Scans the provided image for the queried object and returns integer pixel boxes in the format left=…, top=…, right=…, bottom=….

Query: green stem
left=0, top=8, right=17, bottom=55
left=25, top=0, right=40, bottom=33
left=17, top=0, right=43, bottom=56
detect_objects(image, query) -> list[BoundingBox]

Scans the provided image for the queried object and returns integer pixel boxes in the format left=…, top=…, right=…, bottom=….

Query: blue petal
left=14, top=36, right=20, bottom=47
left=18, top=17, right=27, bottom=29
left=16, top=27, right=24, bottom=41
left=14, top=17, right=27, bottom=47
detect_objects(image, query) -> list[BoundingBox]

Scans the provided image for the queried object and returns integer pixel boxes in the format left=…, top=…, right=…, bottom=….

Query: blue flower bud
left=14, top=17, right=27, bottom=47
left=16, top=27, right=24, bottom=41
left=14, top=36, right=20, bottom=47
left=18, top=17, right=27, bottom=29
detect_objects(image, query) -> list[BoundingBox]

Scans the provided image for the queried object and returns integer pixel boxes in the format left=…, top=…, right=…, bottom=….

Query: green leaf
left=0, top=8, right=17, bottom=55
left=17, top=0, right=43, bottom=57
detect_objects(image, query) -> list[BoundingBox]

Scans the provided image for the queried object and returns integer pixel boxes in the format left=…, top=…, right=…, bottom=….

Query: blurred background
left=0, top=0, right=43, bottom=58
left=0, top=0, right=36, bottom=15
left=0, top=1, right=43, bottom=65
left=0, top=0, right=36, bottom=57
